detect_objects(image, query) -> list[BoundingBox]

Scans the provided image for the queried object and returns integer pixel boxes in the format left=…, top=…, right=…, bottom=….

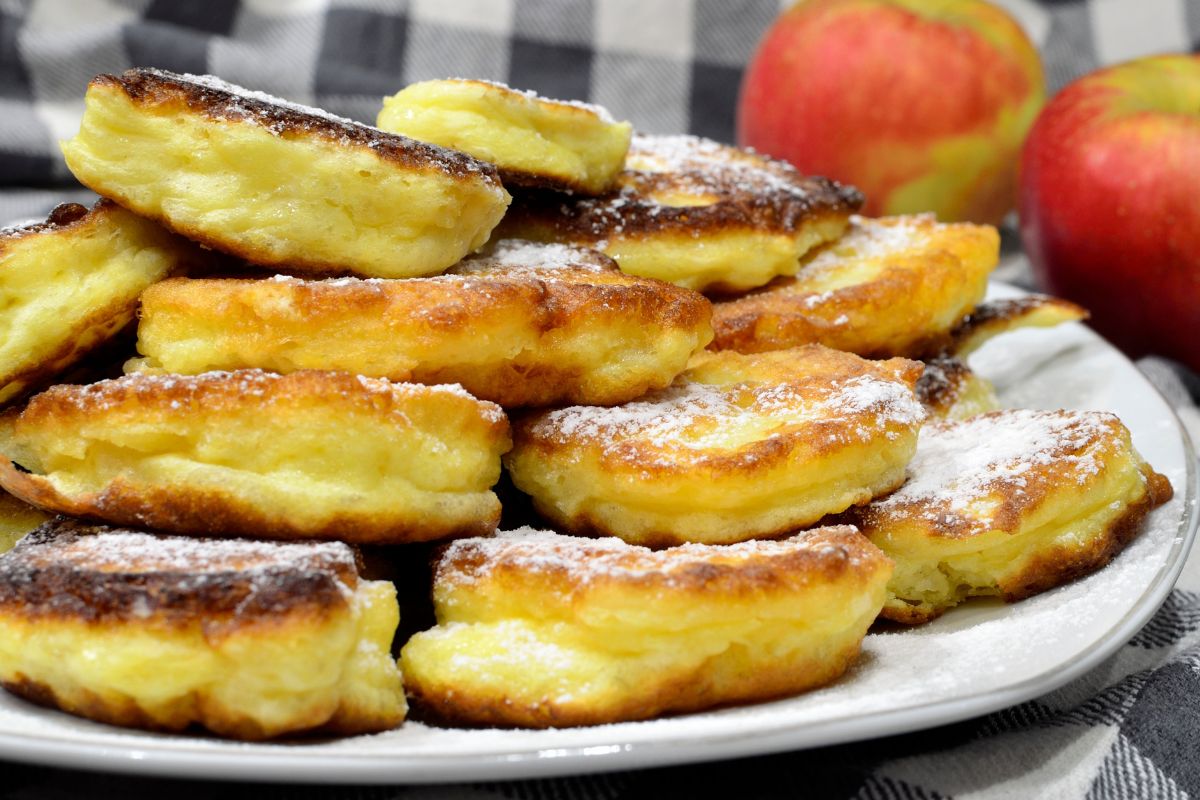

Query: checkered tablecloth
left=0, top=1, right=1198, bottom=798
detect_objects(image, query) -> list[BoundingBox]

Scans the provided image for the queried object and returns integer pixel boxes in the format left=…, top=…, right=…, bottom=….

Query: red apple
left=737, top=0, right=1044, bottom=225
left=1019, top=54, right=1200, bottom=371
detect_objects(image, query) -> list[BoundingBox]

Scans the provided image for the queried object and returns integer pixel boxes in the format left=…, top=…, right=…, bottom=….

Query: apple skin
left=1019, top=55, right=1200, bottom=371
left=737, top=0, right=1044, bottom=225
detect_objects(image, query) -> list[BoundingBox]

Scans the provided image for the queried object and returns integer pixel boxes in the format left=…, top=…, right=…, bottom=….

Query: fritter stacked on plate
left=0, top=66, right=1174, bottom=737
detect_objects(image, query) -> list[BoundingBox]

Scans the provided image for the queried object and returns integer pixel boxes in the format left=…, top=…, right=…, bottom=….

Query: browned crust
left=508, top=186, right=857, bottom=243
left=9, top=369, right=505, bottom=435
left=0, top=202, right=90, bottom=239
left=512, top=346, right=924, bottom=477
left=497, top=166, right=604, bottom=195
left=502, top=135, right=861, bottom=242
left=710, top=258, right=966, bottom=359
left=0, top=518, right=356, bottom=627
left=0, top=463, right=500, bottom=545
left=915, top=355, right=976, bottom=417
left=407, top=638, right=864, bottom=729
left=878, top=599, right=946, bottom=626
left=140, top=258, right=712, bottom=408
left=998, top=465, right=1173, bottom=601
left=876, top=465, right=1174, bottom=624
left=3, top=671, right=403, bottom=740
left=949, top=295, right=1089, bottom=357
left=854, top=411, right=1138, bottom=540
left=436, top=525, right=888, bottom=598
left=94, top=69, right=501, bottom=183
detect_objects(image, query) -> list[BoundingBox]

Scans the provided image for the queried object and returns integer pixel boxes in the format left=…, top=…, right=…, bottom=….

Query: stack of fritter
left=0, top=69, right=1172, bottom=738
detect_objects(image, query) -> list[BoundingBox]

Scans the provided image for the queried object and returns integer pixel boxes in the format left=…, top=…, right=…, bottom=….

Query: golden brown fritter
left=0, top=200, right=203, bottom=407
left=846, top=409, right=1173, bottom=624
left=131, top=241, right=713, bottom=408
left=402, top=526, right=892, bottom=728
left=377, top=79, right=632, bottom=194
left=948, top=294, right=1088, bottom=357
left=506, top=345, right=925, bottom=546
left=0, top=518, right=405, bottom=739
left=499, top=134, right=862, bottom=292
left=711, top=215, right=1000, bottom=358
left=0, top=370, right=510, bottom=543
left=61, top=68, right=510, bottom=278
left=916, top=295, right=1089, bottom=421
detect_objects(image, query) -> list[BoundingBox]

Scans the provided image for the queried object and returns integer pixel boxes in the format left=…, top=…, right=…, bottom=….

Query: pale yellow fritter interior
left=0, top=576, right=404, bottom=739
left=401, top=528, right=891, bottom=727
left=378, top=79, right=632, bottom=193
left=506, top=346, right=926, bottom=546
left=61, top=77, right=510, bottom=278
left=0, top=373, right=509, bottom=542
left=0, top=203, right=183, bottom=405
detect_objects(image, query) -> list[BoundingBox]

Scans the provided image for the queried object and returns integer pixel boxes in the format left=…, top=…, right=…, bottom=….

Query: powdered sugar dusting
left=452, top=240, right=613, bottom=276
left=33, top=369, right=504, bottom=425
left=802, top=215, right=934, bottom=276
left=441, top=525, right=871, bottom=587
left=131, top=69, right=497, bottom=180
left=38, top=529, right=355, bottom=577
left=873, top=409, right=1120, bottom=531
left=529, top=372, right=924, bottom=465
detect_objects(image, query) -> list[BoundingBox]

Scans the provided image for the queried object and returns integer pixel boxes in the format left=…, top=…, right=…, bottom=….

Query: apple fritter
left=0, top=370, right=510, bottom=543
left=845, top=409, right=1174, bottom=624
left=506, top=345, right=925, bottom=546
left=498, top=133, right=862, bottom=292
left=130, top=241, right=713, bottom=408
left=60, top=68, right=510, bottom=278
left=401, top=526, right=891, bottom=728
left=711, top=214, right=999, bottom=358
left=377, top=79, right=633, bottom=194
left=0, top=491, right=49, bottom=555
left=948, top=294, right=1088, bottom=357
left=0, top=518, right=405, bottom=739
left=0, top=200, right=202, bottom=407
left=917, top=295, right=1089, bottom=421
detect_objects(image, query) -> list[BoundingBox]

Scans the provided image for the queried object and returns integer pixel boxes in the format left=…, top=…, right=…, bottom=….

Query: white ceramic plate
left=0, top=283, right=1194, bottom=784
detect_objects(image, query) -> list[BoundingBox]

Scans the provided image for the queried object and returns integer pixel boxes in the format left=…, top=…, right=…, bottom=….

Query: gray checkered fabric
left=0, top=1, right=1199, bottom=798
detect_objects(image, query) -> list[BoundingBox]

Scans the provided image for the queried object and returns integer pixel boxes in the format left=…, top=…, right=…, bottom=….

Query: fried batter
left=499, top=134, right=862, bottom=292
left=0, top=518, right=405, bottom=739
left=130, top=241, right=712, bottom=408
left=0, top=370, right=510, bottom=543
left=917, top=296, right=1089, bottom=421
left=377, top=79, right=632, bottom=194
left=0, top=491, right=48, bottom=554
left=61, top=69, right=510, bottom=278
left=401, top=526, right=891, bottom=728
left=0, top=200, right=201, bottom=406
left=711, top=215, right=999, bottom=358
left=506, top=345, right=925, bottom=546
left=846, top=410, right=1173, bottom=624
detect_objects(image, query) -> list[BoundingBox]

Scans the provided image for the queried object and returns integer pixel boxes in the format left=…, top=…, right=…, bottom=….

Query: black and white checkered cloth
left=0, top=2, right=1199, bottom=798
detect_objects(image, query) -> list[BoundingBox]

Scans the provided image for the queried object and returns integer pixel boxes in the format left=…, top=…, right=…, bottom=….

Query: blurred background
left=1, top=0, right=1195, bottom=206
